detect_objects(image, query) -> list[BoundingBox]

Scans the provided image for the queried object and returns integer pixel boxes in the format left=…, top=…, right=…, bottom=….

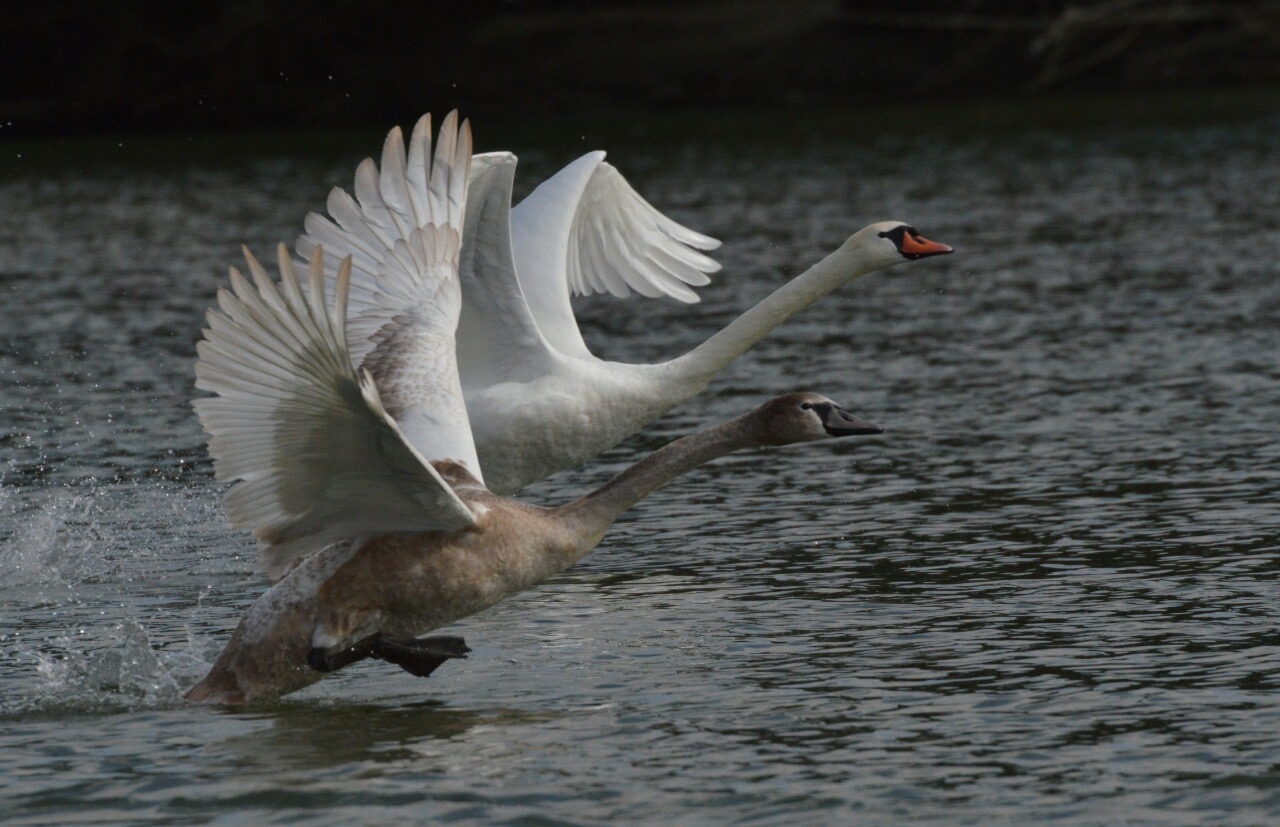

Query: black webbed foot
left=371, top=635, right=471, bottom=678
left=307, top=634, right=470, bottom=678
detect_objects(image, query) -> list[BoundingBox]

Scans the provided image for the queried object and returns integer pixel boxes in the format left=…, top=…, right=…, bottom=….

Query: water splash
left=0, top=481, right=234, bottom=715
left=0, top=619, right=225, bottom=718
left=0, top=486, right=120, bottom=592
left=29, top=621, right=178, bottom=708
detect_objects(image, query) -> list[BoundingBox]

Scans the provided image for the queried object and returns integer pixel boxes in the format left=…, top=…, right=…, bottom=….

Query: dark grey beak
left=819, top=404, right=883, bottom=437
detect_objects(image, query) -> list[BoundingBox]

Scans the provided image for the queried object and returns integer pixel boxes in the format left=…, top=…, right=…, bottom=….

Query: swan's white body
left=297, top=113, right=951, bottom=495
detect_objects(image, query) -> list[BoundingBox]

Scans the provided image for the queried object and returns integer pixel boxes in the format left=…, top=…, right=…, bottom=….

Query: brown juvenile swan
left=185, top=245, right=884, bottom=704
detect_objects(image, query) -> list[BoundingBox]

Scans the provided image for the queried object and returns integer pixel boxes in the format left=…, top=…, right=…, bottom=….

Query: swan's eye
left=800, top=402, right=812, bottom=410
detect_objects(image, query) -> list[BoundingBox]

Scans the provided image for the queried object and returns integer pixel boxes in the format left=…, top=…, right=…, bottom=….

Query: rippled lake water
left=2, top=95, right=1280, bottom=824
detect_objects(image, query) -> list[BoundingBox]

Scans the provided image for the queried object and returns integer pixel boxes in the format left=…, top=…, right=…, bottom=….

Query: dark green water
left=2, top=94, right=1280, bottom=824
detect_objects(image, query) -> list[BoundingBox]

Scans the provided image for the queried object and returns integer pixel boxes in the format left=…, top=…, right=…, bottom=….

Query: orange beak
left=900, top=233, right=953, bottom=259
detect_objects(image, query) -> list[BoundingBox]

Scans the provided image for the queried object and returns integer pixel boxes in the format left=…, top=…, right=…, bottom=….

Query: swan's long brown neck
left=662, top=243, right=892, bottom=386
left=557, top=414, right=760, bottom=539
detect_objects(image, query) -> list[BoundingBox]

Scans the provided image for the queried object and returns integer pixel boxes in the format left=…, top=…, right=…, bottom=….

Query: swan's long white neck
left=661, top=242, right=897, bottom=386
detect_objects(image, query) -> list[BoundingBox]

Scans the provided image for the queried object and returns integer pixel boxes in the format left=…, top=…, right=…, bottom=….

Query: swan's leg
left=307, top=635, right=470, bottom=677
left=307, top=635, right=378, bottom=672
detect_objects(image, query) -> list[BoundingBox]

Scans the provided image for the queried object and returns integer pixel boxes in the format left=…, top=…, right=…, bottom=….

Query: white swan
left=186, top=205, right=884, bottom=703
left=297, top=112, right=952, bottom=496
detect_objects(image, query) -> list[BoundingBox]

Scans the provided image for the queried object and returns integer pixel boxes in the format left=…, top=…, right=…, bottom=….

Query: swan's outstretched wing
left=455, top=152, right=561, bottom=387
left=298, top=112, right=471, bottom=368
left=508, top=151, right=722, bottom=359
left=564, top=157, right=722, bottom=301
left=195, top=246, right=478, bottom=581
left=295, top=112, right=481, bottom=478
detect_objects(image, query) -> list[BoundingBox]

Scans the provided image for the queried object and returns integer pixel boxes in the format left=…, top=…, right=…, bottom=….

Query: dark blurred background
left=5, top=0, right=1280, bottom=137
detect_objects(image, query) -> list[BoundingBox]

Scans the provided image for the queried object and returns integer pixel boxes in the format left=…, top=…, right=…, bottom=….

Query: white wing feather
left=297, top=112, right=470, bottom=367
left=295, top=112, right=482, bottom=479
left=508, top=151, right=721, bottom=359
left=455, top=152, right=561, bottom=386
left=194, top=245, right=478, bottom=581
left=566, top=160, right=720, bottom=302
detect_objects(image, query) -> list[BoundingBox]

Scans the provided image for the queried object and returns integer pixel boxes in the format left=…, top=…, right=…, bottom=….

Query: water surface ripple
left=1, top=108, right=1279, bottom=825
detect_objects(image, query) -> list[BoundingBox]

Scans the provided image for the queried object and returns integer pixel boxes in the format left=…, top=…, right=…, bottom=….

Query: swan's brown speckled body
left=187, top=485, right=588, bottom=704
left=315, top=501, right=590, bottom=647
